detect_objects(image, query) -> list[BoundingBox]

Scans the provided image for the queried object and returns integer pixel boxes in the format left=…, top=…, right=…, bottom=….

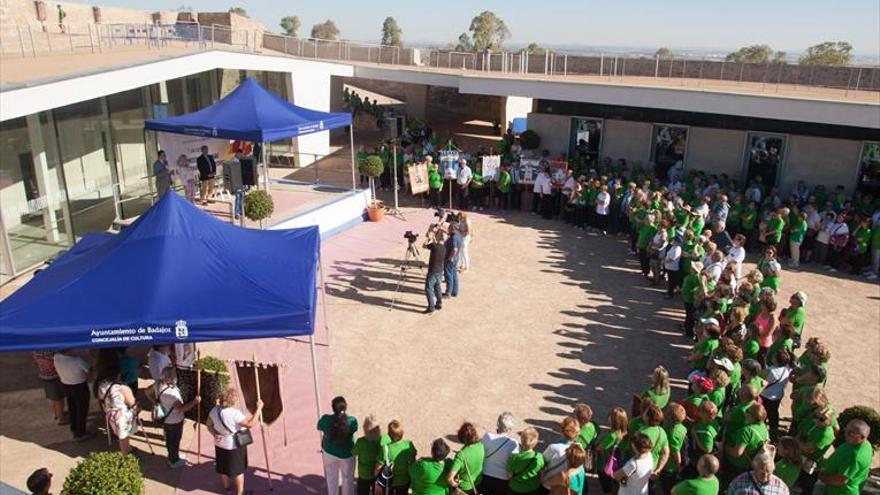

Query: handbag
left=602, top=444, right=622, bottom=478
left=373, top=444, right=394, bottom=495
left=218, top=407, right=254, bottom=448
left=152, top=385, right=173, bottom=422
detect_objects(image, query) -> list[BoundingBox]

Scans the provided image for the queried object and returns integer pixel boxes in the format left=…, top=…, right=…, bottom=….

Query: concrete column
left=500, top=96, right=533, bottom=131
left=404, top=84, right=429, bottom=120
left=329, top=75, right=345, bottom=112
left=25, top=113, right=61, bottom=242
left=288, top=71, right=332, bottom=168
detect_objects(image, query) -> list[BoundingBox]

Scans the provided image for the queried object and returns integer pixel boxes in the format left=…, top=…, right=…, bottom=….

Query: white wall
left=602, top=119, right=652, bottom=164
left=783, top=135, right=862, bottom=193
left=503, top=96, right=533, bottom=128
left=687, top=127, right=745, bottom=178
left=288, top=72, right=332, bottom=168
left=525, top=113, right=570, bottom=156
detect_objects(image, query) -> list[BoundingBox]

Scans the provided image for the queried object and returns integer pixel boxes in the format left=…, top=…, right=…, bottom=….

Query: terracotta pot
left=367, top=203, right=385, bottom=222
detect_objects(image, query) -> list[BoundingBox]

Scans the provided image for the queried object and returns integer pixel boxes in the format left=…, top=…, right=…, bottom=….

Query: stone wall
left=1, top=0, right=177, bottom=29
left=428, top=86, right=502, bottom=122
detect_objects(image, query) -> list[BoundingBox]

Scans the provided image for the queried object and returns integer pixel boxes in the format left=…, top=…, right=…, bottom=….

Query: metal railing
left=1, top=20, right=877, bottom=95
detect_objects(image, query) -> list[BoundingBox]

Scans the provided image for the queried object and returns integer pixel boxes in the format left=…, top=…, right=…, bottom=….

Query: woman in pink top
left=753, top=299, right=778, bottom=365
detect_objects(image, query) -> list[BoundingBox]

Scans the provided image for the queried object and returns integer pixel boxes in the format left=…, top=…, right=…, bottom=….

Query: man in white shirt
left=726, top=234, right=747, bottom=279
left=595, top=185, right=612, bottom=234
left=664, top=236, right=683, bottom=299
left=535, top=169, right=553, bottom=219
left=455, top=159, right=472, bottom=210
left=480, top=412, right=520, bottom=494
left=175, top=343, right=196, bottom=370
left=54, top=350, right=92, bottom=440
left=148, top=345, right=172, bottom=388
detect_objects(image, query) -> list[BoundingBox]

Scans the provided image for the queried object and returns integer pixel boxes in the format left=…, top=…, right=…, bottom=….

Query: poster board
left=517, top=158, right=541, bottom=184
left=481, top=155, right=501, bottom=181
left=439, top=149, right=460, bottom=180
left=548, top=160, right=568, bottom=184
left=408, top=162, right=429, bottom=194
left=157, top=132, right=234, bottom=180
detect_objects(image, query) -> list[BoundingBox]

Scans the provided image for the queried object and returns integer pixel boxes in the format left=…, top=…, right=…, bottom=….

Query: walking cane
left=253, top=354, right=273, bottom=490
left=138, top=415, right=156, bottom=455
left=196, top=349, right=202, bottom=464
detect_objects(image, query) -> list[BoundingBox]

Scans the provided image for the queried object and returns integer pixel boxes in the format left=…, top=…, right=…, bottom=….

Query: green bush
left=519, top=129, right=541, bottom=150
left=359, top=155, right=385, bottom=178
left=61, top=452, right=143, bottom=495
left=193, top=355, right=230, bottom=389
left=836, top=405, right=880, bottom=448
left=243, top=189, right=274, bottom=223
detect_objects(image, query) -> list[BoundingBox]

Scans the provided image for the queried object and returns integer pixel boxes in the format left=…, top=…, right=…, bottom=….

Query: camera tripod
left=388, top=240, right=422, bottom=311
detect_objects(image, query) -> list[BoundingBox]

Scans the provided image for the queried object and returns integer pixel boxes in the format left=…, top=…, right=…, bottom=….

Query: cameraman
left=422, top=229, right=447, bottom=314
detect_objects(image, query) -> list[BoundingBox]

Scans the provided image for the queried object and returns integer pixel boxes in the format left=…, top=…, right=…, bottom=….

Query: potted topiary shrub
left=519, top=129, right=541, bottom=151
left=61, top=452, right=144, bottom=495
left=835, top=405, right=880, bottom=448
left=243, top=189, right=275, bottom=229
left=359, top=154, right=386, bottom=222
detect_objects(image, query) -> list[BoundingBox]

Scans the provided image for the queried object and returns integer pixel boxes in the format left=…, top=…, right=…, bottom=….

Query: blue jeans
left=425, top=271, right=444, bottom=309
left=234, top=188, right=244, bottom=218
left=444, top=259, right=459, bottom=296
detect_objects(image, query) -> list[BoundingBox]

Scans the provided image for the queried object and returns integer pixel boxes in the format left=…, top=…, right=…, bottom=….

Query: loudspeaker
left=240, top=158, right=256, bottom=186
left=384, top=117, right=400, bottom=141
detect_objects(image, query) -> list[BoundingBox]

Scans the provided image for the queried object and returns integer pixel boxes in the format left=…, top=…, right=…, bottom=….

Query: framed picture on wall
left=856, top=141, right=880, bottom=193
left=568, top=118, right=603, bottom=170
left=742, top=132, right=788, bottom=188
left=650, top=124, right=688, bottom=180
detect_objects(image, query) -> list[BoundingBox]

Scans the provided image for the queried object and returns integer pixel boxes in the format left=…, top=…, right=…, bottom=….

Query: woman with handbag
left=507, top=427, right=544, bottom=495
left=318, top=396, right=358, bottom=495
left=480, top=412, right=520, bottom=495
left=824, top=213, right=850, bottom=272
left=446, top=422, right=485, bottom=495
left=156, top=366, right=201, bottom=468
left=94, top=353, right=138, bottom=456
left=543, top=444, right=587, bottom=495
left=207, top=387, right=263, bottom=495
left=595, top=407, right=629, bottom=495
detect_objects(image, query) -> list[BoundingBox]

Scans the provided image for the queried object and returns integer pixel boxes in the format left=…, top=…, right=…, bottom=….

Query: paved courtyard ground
left=1, top=206, right=878, bottom=494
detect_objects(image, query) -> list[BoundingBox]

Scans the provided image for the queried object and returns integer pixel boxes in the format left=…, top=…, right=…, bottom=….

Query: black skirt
left=215, top=445, right=248, bottom=477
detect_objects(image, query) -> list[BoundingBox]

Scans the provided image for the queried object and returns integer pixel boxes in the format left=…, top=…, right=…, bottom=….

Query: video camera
left=434, top=208, right=460, bottom=225
left=404, top=230, right=419, bottom=244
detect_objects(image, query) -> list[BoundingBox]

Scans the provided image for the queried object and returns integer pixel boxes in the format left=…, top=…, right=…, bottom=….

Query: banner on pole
left=439, top=150, right=459, bottom=180
left=481, top=155, right=501, bottom=181
left=548, top=160, right=569, bottom=184
left=408, top=162, right=429, bottom=195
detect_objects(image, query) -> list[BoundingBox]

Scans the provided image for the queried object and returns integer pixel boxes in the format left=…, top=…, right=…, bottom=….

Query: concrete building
left=0, top=0, right=878, bottom=285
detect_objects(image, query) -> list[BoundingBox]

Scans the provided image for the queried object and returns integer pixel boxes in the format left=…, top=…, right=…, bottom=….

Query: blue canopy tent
left=144, top=77, right=357, bottom=190
left=0, top=192, right=327, bottom=414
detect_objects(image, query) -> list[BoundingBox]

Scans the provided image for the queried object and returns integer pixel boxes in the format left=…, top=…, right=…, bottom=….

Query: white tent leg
left=349, top=128, right=357, bottom=191
left=311, top=252, right=331, bottom=420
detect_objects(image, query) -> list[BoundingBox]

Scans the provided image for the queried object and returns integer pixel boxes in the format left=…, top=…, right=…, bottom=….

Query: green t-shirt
left=664, top=423, right=688, bottom=473
left=799, top=419, right=836, bottom=461
left=761, top=274, right=781, bottom=292
left=822, top=441, right=874, bottom=495
left=782, top=306, right=806, bottom=336
left=642, top=387, right=671, bottom=409
left=317, top=414, right=358, bottom=459
left=743, top=338, right=761, bottom=361
left=681, top=273, right=701, bottom=306
left=692, top=421, right=718, bottom=454
left=872, top=224, right=880, bottom=251
left=671, top=476, right=719, bottom=495
left=450, top=443, right=484, bottom=491
left=767, top=338, right=794, bottom=364
left=729, top=362, right=743, bottom=391
left=707, top=387, right=726, bottom=410
left=637, top=224, right=658, bottom=250
left=692, top=338, right=719, bottom=371
left=741, top=209, right=758, bottom=230
left=637, top=425, right=669, bottom=470
left=507, top=450, right=545, bottom=493
left=853, top=227, right=872, bottom=254
left=386, top=439, right=417, bottom=486
left=724, top=402, right=753, bottom=442
left=790, top=219, right=808, bottom=243
left=727, top=423, right=769, bottom=469
left=575, top=422, right=598, bottom=449
left=775, top=460, right=801, bottom=488
left=429, top=169, right=442, bottom=190
left=727, top=204, right=743, bottom=227
left=498, top=172, right=512, bottom=193
left=470, top=172, right=484, bottom=189
left=767, top=217, right=785, bottom=243
left=410, top=458, right=451, bottom=495
left=596, top=430, right=623, bottom=467
left=352, top=435, right=392, bottom=480
left=691, top=216, right=705, bottom=236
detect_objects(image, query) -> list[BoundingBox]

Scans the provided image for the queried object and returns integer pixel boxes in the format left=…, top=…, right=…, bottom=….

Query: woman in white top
left=614, top=432, right=654, bottom=495
left=595, top=185, right=612, bottom=234
left=541, top=417, right=580, bottom=491
left=480, top=412, right=520, bottom=495
left=207, top=387, right=264, bottom=495
left=760, top=348, right=792, bottom=437
left=94, top=355, right=138, bottom=456
left=157, top=366, right=201, bottom=468
left=458, top=212, right=474, bottom=272
left=726, top=234, right=747, bottom=279
left=824, top=213, right=850, bottom=272
left=176, top=154, right=198, bottom=202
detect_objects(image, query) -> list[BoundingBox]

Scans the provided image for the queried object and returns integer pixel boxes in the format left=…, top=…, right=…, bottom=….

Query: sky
left=99, top=0, right=880, bottom=55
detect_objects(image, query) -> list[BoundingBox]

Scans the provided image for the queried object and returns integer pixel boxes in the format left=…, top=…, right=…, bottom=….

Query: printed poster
left=157, top=132, right=233, bottom=170
left=548, top=160, right=568, bottom=184
left=481, top=155, right=501, bottom=181
left=439, top=150, right=460, bottom=180
left=408, top=162, right=429, bottom=194
left=517, top=158, right=541, bottom=184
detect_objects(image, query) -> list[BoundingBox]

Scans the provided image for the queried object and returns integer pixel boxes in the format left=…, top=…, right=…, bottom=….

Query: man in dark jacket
left=196, top=145, right=217, bottom=204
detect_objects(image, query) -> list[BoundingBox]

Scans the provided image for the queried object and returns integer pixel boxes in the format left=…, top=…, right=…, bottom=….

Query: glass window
left=107, top=88, right=152, bottom=219
left=651, top=124, right=689, bottom=179
left=0, top=115, right=70, bottom=275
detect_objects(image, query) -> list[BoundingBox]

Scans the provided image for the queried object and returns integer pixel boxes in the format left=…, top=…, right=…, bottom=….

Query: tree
left=772, top=50, right=788, bottom=64
left=525, top=42, right=544, bottom=55
left=454, top=32, right=473, bottom=52
left=725, top=44, right=773, bottom=63
left=799, top=41, right=853, bottom=66
left=655, top=47, right=673, bottom=59
left=467, top=11, right=510, bottom=51
left=311, top=19, right=340, bottom=40
left=381, top=16, right=403, bottom=47
left=280, top=16, right=301, bottom=37
left=228, top=7, right=247, bottom=17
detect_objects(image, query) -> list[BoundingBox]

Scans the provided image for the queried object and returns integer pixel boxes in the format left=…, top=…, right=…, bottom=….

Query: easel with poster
left=439, top=145, right=461, bottom=208
left=408, top=161, right=429, bottom=195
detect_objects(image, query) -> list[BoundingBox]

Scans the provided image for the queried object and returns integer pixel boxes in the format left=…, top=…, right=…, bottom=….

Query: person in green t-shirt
left=469, top=170, right=485, bottom=210
left=779, top=292, right=807, bottom=339
left=410, top=439, right=452, bottom=495
left=384, top=420, right=417, bottom=494
left=741, top=202, right=759, bottom=250
left=819, top=419, right=874, bottom=495
left=788, top=211, right=808, bottom=267
left=687, top=321, right=720, bottom=371
left=724, top=403, right=769, bottom=472
left=507, top=427, right=545, bottom=494
left=317, top=397, right=358, bottom=495
left=595, top=407, right=628, bottom=494
left=671, top=454, right=720, bottom=495
left=573, top=404, right=598, bottom=450
left=427, top=158, right=443, bottom=208
left=637, top=213, right=658, bottom=277
left=631, top=403, right=670, bottom=473
left=690, top=401, right=719, bottom=460
left=850, top=216, right=872, bottom=275
left=773, top=436, right=802, bottom=489
left=498, top=165, right=512, bottom=210
left=661, top=403, right=688, bottom=494
left=352, top=416, right=392, bottom=493
left=642, top=365, right=671, bottom=409
left=447, top=422, right=485, bottom=493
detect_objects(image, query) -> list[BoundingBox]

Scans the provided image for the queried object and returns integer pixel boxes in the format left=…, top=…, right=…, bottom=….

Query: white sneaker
left=169, top=459, right=187, bottom=469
